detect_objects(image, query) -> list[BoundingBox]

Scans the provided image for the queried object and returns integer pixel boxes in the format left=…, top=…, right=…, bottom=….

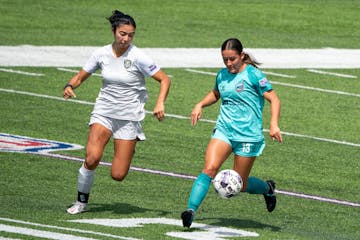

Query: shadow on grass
left=199, top=217, right=281, bottom=232
left=88, top=202, right=170, bottom=216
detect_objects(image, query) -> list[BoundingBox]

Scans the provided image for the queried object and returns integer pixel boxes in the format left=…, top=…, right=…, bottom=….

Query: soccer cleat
left=66, top=201, right=87, bottom=215
left=263, top=180, right=276, bottom=212
left=181, top=209, right=195, bottom=228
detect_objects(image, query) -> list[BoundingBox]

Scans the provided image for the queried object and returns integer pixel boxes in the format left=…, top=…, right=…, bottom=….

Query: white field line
left=185, top=68, right=297, bottom=79
left=0, top=88, right=94, bottom=105
left=185, top=68, right=360, bottom=98
left=0, top=217, right=137, bottom=240
left=57, top=67, right=101, bottom=77
left=1, top=87, right=359, bottom=147
left=37, top=152, right=360, bottom=208
left=275, top=190, right=360, bottom=207
left=0, top=224, right=98, bottom=240
left=263, top=71, right=296, bottom=78
left=271, top=81, right=360, bottom=97
left=57, top=67, right=176, bottom=79
left=307, top=69, right=357, bottom=78
left=2, top=46, right=360, bottom=68
left=185, top=68, right=216, bottom=76
left=0, top=67, right=44, bottom=76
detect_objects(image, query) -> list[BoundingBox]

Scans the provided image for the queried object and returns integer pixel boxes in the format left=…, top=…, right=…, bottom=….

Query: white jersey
left=83, top=44, right=160, bottom=121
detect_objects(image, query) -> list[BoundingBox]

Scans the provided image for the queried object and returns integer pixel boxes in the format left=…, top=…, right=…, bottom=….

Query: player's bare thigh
left=85, top=123, right=112, bottom=170
left=202, top=138, right=233, bottom=178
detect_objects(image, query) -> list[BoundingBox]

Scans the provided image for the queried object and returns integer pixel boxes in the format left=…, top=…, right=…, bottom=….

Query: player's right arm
left=191, top=89, right=220, bottom=126
left=63, top=69, right=91, bottom=99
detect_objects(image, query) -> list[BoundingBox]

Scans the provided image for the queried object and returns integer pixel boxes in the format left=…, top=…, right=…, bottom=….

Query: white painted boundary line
left=0, top=216, right=259, bottom=239
left=275, top=190, right=360, bottom=207
left=263, top=71, right=296, bottom=78
left=307, top=69, right=357, bottom=78
left=60, top=66, right=359, bottom=98
left=37, top=152, right=360, bottom=208
left=0, top=217, right=137, bottom=240
left=268, top=130, right=360, bottom=147
left=271, top=81, right=360, bottom=97
left=57, top=67, right=174, bottom=78
left=0, top=224, right=98, bottom=240
left=185, top=69, right=360, bottom=98
left=1, top=87, right=359, bottom=147
left=57, top=67, right=101, bottom=77
left=185, top=68, right=297, bottom=79
left=0, top=67, right=44, bottom=76
left=2, top=46, right=360, bottom=68
left=0, top=88, right=94, bottom=105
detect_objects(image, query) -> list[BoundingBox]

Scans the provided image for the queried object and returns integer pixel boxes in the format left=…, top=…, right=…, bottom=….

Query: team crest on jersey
left=124, top=59, right=132, bottom=69
left=0, top=133, right=83, bottom=153
left=259, top=78, right=269, bottom=87
left=235, top=82, right=244, bottom=92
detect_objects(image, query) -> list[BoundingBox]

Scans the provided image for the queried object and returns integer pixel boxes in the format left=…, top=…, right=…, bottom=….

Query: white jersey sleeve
left=83, top=48, right=102, bottom=74
left=133, top=48, right=160, bottom=77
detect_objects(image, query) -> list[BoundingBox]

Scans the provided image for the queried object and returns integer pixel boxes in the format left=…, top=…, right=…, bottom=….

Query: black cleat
left=181, top=209, right=195, bottom=228
left=263, top=180, right=276, bottom=212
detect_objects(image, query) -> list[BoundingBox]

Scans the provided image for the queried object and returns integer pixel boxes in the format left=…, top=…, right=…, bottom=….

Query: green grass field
left=1, top=1, right=359, bottom=239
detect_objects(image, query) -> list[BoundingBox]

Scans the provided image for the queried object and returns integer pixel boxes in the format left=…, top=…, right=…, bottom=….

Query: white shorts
left=89, top=114, right=146, bottom=141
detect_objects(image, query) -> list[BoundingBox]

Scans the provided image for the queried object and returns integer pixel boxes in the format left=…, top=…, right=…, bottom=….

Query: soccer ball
left=213, top=169, right=243, bottom=199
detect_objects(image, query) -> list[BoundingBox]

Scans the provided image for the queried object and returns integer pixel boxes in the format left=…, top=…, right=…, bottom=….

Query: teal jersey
left=214, top=64, right=273, bottom=142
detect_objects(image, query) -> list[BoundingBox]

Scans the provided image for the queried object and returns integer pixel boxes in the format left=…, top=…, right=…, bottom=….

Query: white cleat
left=67, top=201, right=87, bottom=215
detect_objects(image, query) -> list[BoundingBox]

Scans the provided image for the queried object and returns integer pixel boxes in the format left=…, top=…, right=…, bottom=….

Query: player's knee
left=111, top=172, right=127, bottom=181
left=85, top=153, right=101, bottom=170
left=84, top=159, right=99, bottom=170
left=202, top=167, right=218, bottom=178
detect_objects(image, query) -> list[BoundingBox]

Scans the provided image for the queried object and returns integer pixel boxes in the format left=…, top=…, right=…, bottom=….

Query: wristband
left=63, top=83, right=74, bottom=90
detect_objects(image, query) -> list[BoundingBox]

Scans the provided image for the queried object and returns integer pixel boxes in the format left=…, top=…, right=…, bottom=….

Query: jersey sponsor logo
left=259, top=77, right=269, bottom=87
left=124, top=59, right=132, bottom=69
left=0, top=133, right=83, bottom=153
left=149, top=64, right=157, bottom=72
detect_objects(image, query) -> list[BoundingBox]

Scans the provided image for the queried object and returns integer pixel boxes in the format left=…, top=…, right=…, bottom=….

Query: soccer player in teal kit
left=181, top=38, right=282, bottom=228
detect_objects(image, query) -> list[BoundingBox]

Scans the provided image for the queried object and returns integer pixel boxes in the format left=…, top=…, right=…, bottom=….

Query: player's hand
left=191, top=104, right=203, bottom=126
left=269, top=125, right=282, bottom=143
left=63, top=86, right=76, bottom=99
left=153, top=102, right=165, bottom=121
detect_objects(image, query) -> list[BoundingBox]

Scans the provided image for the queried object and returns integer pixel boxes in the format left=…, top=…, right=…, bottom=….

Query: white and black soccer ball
left=213, top=169, right=243, bottom=199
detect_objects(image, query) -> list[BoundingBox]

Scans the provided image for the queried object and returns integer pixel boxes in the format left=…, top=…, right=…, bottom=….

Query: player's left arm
left=264, top=90, right=282, bottom=143
left=151, top=70, right=171, bottom=121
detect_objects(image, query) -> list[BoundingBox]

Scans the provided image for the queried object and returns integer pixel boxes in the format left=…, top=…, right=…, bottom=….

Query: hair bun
left=107, top=10, right=136, bottom=29
left=108, top=10, right=125, bottom=23
left=113, top=10, right=125, bottom=17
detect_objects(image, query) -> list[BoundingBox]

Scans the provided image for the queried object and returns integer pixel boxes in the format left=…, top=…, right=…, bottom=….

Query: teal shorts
left=211, top=128, right=265, bottom=157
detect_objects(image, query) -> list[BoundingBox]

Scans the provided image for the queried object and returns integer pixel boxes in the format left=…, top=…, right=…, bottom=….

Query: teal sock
left=245, top=176, right=269, bottom=194
left=187, top=173, right=212, bottom=212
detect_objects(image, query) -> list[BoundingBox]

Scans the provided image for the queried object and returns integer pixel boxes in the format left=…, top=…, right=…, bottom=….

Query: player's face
left=113, top=24, right=135, bottom=49
left=222, top=50, right=245, bottom=73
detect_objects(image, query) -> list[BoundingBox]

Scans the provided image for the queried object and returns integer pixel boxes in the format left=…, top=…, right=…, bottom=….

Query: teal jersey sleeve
left=214, top=71, right=220, bottom=92
left=248, top=65, right=273, bottom=96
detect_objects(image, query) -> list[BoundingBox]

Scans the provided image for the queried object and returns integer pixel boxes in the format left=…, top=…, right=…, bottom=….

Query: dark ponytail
left=243, top=53, right=260, bottom=68
left=107, top=10, right=136, bottom=31
left=221, top=38, right=260, bottom=68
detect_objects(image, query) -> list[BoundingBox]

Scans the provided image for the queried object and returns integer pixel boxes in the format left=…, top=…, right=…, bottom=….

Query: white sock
left=77, top=163, right=95, bottom=194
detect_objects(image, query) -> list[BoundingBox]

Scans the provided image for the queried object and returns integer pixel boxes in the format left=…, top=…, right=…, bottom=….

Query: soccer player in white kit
left=63, top=10, right=171, bottom=214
